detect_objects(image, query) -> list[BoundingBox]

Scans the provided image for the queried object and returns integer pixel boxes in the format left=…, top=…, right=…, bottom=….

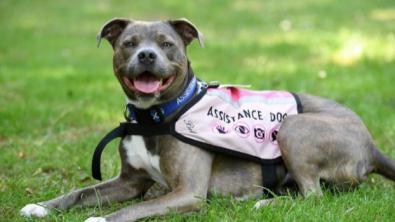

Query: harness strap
left=261, top=164, right=277, bottom=198
left=92, top=122, right=171, bottom=180
left=92, top=123, right=126, bottom=181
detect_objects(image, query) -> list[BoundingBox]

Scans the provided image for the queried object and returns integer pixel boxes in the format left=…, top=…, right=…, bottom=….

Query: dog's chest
left=122, top=136, right=168, bottom=188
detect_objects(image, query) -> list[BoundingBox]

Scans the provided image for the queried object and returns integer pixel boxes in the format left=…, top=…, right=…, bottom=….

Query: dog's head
left=97, top=18, right=204, bottom=109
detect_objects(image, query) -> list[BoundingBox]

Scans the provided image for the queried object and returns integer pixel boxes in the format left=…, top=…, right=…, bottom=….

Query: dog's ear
left=97, top=18, right=131, bottom=48
left=169, top=18, right=204, bottom=48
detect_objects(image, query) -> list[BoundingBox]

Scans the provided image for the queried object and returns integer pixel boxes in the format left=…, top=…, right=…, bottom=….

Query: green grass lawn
left=1, top=0, right=395, bottom=221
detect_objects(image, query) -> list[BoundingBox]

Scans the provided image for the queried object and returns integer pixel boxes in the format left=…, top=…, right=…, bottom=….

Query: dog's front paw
left=20, top=204, right=49, bottom=217
left=85, top=217, right=107, bottom=222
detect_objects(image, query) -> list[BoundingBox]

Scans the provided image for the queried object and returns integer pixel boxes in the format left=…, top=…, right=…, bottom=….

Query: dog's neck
left=126, top=65, right=200, bottom=124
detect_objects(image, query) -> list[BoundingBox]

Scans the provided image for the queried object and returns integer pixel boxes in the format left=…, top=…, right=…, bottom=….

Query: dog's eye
left=162, top=42, right=173, bottom=48
left=124, top=42, right=136, bottom=47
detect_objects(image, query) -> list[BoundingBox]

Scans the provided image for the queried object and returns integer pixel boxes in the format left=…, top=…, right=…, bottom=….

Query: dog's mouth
left=123, top=71, right=176, bottom=95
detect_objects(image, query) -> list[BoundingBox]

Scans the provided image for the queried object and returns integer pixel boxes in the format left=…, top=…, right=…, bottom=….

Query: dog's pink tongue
left=134, top=73, right=161, bottom=94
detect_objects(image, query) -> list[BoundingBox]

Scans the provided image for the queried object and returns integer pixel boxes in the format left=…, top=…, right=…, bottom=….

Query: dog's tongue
left=134, top=73, right=161, bottom=94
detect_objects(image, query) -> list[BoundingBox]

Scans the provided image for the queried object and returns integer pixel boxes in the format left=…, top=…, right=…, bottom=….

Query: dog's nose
left=138, top=50, right=157, bottom=64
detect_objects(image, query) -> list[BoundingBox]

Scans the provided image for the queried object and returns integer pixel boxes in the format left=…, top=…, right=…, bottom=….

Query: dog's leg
left=288, top=166, right=323, bottom=197
left=101, top=187, right=203, bottom=221
left=84, top=144, right=215, bottom=222
left=21, top=176, right=154, bottom=217
left=280, top=144, right=323, bottom=197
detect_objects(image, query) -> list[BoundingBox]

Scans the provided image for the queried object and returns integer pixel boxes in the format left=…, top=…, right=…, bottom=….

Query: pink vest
left=173, top=87, right=302, bottom=164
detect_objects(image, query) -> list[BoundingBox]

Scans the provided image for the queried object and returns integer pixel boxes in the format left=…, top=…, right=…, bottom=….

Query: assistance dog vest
left=91, top=81, right=303, bottom=190
left=173, top=87, right=302, bottom=163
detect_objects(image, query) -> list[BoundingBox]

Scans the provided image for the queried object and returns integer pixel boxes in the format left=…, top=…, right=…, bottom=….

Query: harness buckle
left=206, top=81, right=220, bottom=88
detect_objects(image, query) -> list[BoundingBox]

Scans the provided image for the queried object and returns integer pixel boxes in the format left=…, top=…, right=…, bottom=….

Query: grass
left=1, top=0, right=395, bottom=221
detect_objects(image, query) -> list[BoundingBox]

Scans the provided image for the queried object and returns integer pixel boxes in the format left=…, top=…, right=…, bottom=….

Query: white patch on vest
left=123, top=136, right=168, bottom=188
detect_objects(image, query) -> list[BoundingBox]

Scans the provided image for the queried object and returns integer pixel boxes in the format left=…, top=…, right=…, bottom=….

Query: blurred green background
left=1, top=0, right=394, bottom=221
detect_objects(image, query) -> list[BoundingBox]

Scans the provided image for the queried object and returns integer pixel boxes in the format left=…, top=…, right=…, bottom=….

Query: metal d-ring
left=123, top=104, right=133, bottom=122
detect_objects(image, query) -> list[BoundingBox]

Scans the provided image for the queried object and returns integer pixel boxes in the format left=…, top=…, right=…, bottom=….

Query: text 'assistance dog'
left=21, top=18, right=395, bottom=222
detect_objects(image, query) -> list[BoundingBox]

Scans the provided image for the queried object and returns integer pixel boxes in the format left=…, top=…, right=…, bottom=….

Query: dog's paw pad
left=85, top=217, right=107, bottom=222
left=20, top=204, right=49, bottom=217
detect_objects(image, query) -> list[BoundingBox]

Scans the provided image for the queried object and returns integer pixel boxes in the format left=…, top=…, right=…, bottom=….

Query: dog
left=20, top=18, right=395, bottom=222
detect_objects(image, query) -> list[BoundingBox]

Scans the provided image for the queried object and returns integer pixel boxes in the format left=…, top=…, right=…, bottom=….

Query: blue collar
left=127, top=77, right=197, bottom=123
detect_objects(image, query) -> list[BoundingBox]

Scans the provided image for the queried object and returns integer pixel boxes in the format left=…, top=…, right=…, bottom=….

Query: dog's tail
left=372, top=145, right=395, bottom=182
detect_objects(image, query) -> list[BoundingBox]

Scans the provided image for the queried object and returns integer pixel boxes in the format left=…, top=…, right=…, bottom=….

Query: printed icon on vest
left=253, top=124, right=267, bottom=143
left=233, top=122, right=250, bottom=138
left=269, top=126, right=280, bottom=145
left=184, top=120, right=197, bottom=134
left=212, top=123, right=230, bottom=134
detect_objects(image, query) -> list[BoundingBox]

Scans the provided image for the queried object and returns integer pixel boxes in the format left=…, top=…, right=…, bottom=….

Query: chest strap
left=91, top=122, right=171, bottom=181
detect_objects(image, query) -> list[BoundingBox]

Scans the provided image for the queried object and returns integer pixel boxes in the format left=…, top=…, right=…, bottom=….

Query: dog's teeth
left=159, top=79, right=163, bottom=85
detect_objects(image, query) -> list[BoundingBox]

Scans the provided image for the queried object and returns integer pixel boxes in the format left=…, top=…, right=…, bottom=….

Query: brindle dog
left=21, top=18, right=395, bottom=222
